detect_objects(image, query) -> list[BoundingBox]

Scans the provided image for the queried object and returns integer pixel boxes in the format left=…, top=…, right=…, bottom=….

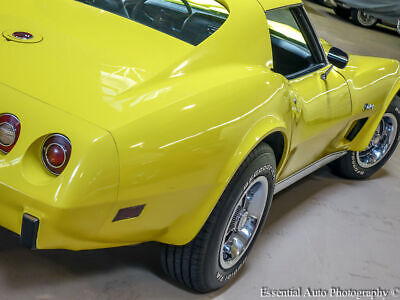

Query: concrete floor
left=1, top=2, right=400, bottom=300
left=305, top=2, right=400, bottom=61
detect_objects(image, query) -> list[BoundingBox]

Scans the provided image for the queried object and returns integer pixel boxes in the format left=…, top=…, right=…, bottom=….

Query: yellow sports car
left=0, top=0, right=399, bottom=292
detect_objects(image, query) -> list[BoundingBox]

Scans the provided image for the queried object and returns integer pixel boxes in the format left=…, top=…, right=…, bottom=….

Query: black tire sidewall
left=202, top=150, right=276, bottom=290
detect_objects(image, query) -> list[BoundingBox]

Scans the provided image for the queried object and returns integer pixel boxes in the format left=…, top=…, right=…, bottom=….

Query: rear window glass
left=76, top=0, right=229, bottom=45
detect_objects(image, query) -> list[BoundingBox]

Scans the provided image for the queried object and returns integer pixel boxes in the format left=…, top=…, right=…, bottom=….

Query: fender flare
left=158, top=116, right=290, bottom=245
left=350, top=79, right=400, bottom=151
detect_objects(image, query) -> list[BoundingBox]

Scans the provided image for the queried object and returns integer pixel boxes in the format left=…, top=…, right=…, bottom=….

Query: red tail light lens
left=0, top=114, right=21, bottom=154
left=42, top=134, right=71, bottom=175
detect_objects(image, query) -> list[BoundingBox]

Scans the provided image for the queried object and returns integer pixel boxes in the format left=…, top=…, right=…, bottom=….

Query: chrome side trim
left=274, top=151, right=347, bottom=194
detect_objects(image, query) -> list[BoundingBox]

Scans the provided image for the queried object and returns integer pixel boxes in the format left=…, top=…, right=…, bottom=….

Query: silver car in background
left=331, top=0, right=400, bottom=33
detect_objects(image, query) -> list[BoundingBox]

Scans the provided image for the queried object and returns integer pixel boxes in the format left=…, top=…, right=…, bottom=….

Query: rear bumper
left=0, top=82, right=121, bottom=250
left=0, top=181, right=118, bottom=250
left=1, top=82, right=217, bottom=250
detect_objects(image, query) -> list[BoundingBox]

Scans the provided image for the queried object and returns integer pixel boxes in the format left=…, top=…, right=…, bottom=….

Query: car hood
left=0, top=0, right=193, bottom=130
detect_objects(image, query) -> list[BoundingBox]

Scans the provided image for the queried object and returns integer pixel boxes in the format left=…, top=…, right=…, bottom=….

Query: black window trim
left=266, top=4, right=329, bottom=80
left=74, top=0, right=229, bottom=46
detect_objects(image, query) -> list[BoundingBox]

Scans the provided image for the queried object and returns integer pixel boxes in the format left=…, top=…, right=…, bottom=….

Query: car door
left=265, top=6, right=353, bottom=179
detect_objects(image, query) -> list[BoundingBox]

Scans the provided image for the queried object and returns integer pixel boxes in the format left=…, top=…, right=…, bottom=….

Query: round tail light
left=0, top=114, right=21, bottom=154
left=42, top=134, right=71, bottom=175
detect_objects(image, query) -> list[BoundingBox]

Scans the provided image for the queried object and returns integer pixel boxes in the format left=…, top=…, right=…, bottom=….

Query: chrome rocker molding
left=274, top=151, right=348, bottom=194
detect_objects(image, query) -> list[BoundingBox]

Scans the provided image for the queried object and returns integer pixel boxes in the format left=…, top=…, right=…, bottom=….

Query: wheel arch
left=158, top=119, right=290, bottom=246
left=217, top=121, right=290, bottom=196
left=262, top=131, right=286, bottom=172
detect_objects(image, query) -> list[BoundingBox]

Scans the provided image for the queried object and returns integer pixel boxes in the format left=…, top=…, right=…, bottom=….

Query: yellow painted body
left=0, top=0, right=399, bottom=250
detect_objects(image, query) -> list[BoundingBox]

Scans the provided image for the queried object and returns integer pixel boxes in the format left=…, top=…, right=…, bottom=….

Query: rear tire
left=351, top=9, right=378, bottom=28
left=330, top=96, right=400, bottom=179
left=161, top=143, right=276, bottom=292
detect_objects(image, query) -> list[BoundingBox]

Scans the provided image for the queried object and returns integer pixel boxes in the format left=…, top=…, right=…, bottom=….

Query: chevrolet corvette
left=0, top=0, right=399, bottom=293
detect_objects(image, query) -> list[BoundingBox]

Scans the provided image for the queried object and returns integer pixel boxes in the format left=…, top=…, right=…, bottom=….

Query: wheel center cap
left=237, top=211, right=249, bottom=231
left=373, top=135, right=381, bottom=146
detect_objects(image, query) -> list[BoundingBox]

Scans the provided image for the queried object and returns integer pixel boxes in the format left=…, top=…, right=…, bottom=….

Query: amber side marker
left=113, top=204, right=146, bottom=222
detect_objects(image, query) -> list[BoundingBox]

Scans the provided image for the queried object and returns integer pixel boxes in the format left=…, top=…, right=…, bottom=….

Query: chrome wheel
left=356, top=10, right=377, bottom=27
left=356, top=113, right=398, bottom=169
left=219, top=176, right=269, bottom=270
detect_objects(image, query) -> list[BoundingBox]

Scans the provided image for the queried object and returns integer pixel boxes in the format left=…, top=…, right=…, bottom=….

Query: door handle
left=292, top=98, right=301, bottom=122
left=293, top=98, right=300, bottom=112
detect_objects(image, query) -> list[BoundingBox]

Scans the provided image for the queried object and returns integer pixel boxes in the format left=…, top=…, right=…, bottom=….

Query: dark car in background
left=331, top=0, right=400, bottom=33
left=308, top=0, right=336, bottom=8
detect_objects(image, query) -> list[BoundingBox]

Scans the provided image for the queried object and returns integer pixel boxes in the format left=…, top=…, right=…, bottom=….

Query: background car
left=308, top=0, right=336, bottom=8
left=332, top=0, right=400, bottom=33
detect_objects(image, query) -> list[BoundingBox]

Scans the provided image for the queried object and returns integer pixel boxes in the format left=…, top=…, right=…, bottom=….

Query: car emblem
left=12, top=32, right=34, bottom=40
left=363, top=103, right=375, bottom=112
